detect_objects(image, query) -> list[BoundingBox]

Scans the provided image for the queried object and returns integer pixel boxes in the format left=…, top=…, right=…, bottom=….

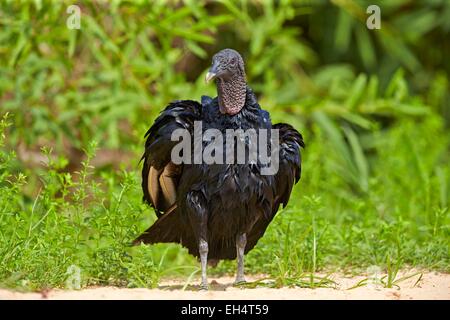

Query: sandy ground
left=1, top=270, right=448, bottom=300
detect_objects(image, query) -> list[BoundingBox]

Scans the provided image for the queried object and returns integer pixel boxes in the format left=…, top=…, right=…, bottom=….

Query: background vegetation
left=0, top=0, right=448, bottom=290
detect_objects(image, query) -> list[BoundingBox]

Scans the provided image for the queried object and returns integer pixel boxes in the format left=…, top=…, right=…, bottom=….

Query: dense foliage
left=0, top=0, right=448, bottom=290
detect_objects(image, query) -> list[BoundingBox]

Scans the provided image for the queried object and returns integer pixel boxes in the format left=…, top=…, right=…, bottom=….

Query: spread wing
left=272, top=122, right=304, bottom=209
left=141, top=100, right=202, bottom=217
left=246, top=122, right=304, bottom=251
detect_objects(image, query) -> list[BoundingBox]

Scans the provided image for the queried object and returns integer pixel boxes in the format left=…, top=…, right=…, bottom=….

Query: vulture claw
left=233, top=279, right=246, bottom=286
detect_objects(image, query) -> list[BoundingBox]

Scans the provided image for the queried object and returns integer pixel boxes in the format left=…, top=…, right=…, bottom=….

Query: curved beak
left=206, top=61, right=219, bottom=83
left=205, top=71, right=217, bottom=83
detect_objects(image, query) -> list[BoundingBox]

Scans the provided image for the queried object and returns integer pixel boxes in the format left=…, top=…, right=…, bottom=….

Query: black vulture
left=134, top=49, right=304, bottom=289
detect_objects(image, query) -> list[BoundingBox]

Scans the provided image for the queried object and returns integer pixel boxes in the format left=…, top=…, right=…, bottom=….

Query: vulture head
left=205, top=49, right=247, bottom=115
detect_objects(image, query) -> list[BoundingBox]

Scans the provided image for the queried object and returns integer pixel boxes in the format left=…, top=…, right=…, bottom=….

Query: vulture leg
left=235, top=233, right=247, bottom=284
left=187, top=191, right=210, bottom=290
left=199, top=238, right=209, bottom=290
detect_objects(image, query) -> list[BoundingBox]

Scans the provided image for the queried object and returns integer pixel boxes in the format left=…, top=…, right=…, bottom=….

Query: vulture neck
left=216, top=74, right=247, bottom=116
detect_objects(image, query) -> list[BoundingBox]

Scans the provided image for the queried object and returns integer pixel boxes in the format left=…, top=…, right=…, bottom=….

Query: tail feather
left=133, top=207, right=182, bottom=245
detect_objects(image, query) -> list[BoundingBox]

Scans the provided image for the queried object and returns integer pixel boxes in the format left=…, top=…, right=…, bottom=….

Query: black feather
left=135, top=87, right=304, bottom=261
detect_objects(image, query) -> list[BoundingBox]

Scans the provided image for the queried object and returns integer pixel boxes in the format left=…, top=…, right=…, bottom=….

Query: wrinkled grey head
left=205, top=49, right=246, bottom=83
left=205, top=49, right=247, bottom=115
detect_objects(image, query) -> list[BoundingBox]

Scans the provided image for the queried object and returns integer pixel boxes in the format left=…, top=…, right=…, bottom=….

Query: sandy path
left=1, top=271, right=449, bottom=300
